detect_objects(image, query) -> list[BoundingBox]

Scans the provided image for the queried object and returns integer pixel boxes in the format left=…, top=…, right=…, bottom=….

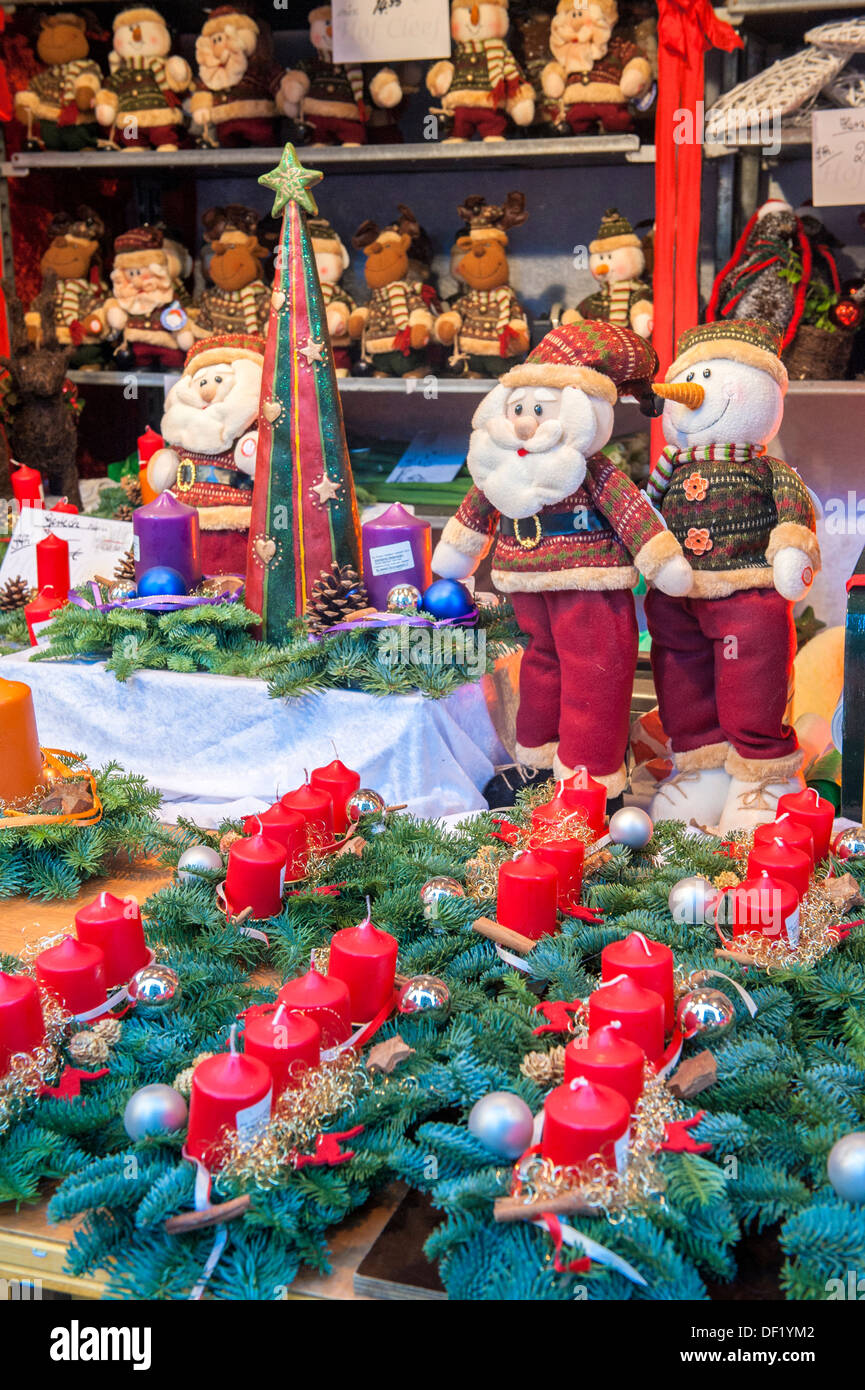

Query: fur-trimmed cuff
left=675, top=741, right=730, bottom=772
left=554, top=753, right=627, bottom=797
left=515, top=739, right=557, bottom=769
left=633, top=528, right=682, bottom=581
left=197, top=505, right=252, bottom=532
left=766, top=523, right=821, bottom=570
left=440, top=515, right=491, bottom=558
left=409, top=309, right=433, bottom=328
left=725, top=746, right=803, bottom=782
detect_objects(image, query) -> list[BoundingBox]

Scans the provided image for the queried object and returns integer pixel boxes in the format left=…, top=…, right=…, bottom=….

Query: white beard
left=162, top=361, right=261, bottom=453
left=112, top=270, right=173, bottom=318
left=468, top=418, right=589, bottom=519
left=550, top=18, right=613, bottom=72
left=196, top=38, right=249, bottom=91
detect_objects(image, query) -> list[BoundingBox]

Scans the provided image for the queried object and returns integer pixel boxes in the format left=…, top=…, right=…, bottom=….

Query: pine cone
left=305, top=562, right=370, bottom=636
left=114, top=504, right=133, bottom=523
left=68, top=1030, right=111, bottom=1067
left=0, top=575, right=33, bottom=613
left=113, top=549, right=136, bottom=583
left=520, top=1046, right=566, bottom=1086
left=120, top=473, right=143, bottom=507
left=219, top=829, right=243, bottom=855
left=92, top=1016, right=123, bottom=1045
left=173, top=1051, right=214, bottom=1097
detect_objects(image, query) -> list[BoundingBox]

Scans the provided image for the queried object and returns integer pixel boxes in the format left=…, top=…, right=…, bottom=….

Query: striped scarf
left=460, top=38, right=521, bottom=101
left=607, top=280, right=634, bottom=327
left=646, top=443, right=767, bottom=506
left=383, top=281, right=410, bottom=331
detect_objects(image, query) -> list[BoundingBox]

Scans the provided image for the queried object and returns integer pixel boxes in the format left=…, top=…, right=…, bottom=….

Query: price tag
left=332, top=0, right=451, bottom=64
left=812, top=110, right=865, bottom=207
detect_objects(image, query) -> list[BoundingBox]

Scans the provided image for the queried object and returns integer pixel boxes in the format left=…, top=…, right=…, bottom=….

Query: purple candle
left=133, top=492, right=202, bottom=590
left=361, top=503, right=432, bottom=610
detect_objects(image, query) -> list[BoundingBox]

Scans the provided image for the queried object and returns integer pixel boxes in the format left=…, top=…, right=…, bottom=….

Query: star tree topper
left=259, top=143, right=323, bottom=217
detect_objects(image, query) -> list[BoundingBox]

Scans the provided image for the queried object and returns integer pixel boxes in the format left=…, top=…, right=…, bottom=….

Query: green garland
left=0, top=608, right=28, bottom=655
left=33, top=597, right=523, bottom=700
left=2, top=790, right=863, bottom=1300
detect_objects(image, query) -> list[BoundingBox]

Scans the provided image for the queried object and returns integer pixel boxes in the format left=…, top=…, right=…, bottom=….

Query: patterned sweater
left=441, top=453, right=682, bottom=593
left=553, top=35, right=648, bottom=106
left=355, top=280, right=433, bottom=356
left=99, top=54, right=189, bottom=128
left=196, top=282, right=270, bottom=335
left=577, top=279, right=652, bottom=331
left=445, top=286, right=527, bottom=359
left=16, top=60, right=102, bottom=124
left=647, top=446, right=819, bottom=599
left=443, top=39, right=528, bottom=112
left=50, top=276, right=108, bottom=343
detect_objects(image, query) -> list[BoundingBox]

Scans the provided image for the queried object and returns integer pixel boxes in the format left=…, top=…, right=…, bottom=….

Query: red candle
left=35, top=935, right=106, bottom=1016
left=532, top=835, right=584, bottom=910
left=542, top=1076, right=631, bottom=1170
left=562, top=768, right=607, bottom=834
left=137, top=426, right=164, bottom=464
left=777, top=787, right=834, bottom=863
left=50, top=497, right=78, bottom=514
left=588, top=975, right=665, bottom=1064
left=530, top=784, right=576, bottom=834
left=277, top=964, right=351, bottom=1047
left=601, top=932, right=675, bottom=1031
left=25, top=586, right=67, bottom=645
left=36, top=532, right=70, bottom=596
left=753, top=815, right=814, bottom=868
left=74, top=891, right=150, bottom=986
left=225, top=832, right=285, bottom=918
left=328, top=911, right=398, bottom=1021
left=186, top=1041, right=273, bottom=1169
left=10, top=463, right=44, bottom=508
left=716, top=872, right=799, bottom=946
left=0, top=972, right=45, bottom=1076
left=281, top=782, right=334, bottom=850
left=243, top=803, right=308, bottom=880
left=564, top=1023, right=644, bottom=1112
left=746, top=837, right=810, bottom=901
left=496, top=850, right=559, bottom=940
left=243, top=1004, right=320, bottom=1098
left=310, top=758, right=361, bottom=835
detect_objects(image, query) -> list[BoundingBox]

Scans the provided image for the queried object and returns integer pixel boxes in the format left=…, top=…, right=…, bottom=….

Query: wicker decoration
left=0, top=575, right=32, bottom=612
left=806, top=20, right=865, bottom=53
left=113, top=549, right=136, bottom=583
left=305, top=562, right=370, bottom=636
left=826, top=70, right=865, bottom=108
left=783, top=324, right=855, bottom=381
left=704, top=48, right=847, bottom=140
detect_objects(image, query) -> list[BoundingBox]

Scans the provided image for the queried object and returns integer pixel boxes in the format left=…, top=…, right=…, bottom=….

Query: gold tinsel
left=0, top=992, right=72, bottom=1136
left=713, top=870, right=741, bottom=890
left=465, top=807, right=605, bottom=904
left=67, top=1030, right=110, bottom=1066
left=508, top=1070, right=683, bottom=1222
left=520, top=1046, right=566, bottom=1086
left=719, top=878, right=844, bottom=970
left=173, top=1051, right=214, bottom=1097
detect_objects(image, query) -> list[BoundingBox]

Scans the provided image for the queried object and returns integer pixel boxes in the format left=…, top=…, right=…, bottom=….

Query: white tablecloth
left=1, top=651, right=515, bottom=827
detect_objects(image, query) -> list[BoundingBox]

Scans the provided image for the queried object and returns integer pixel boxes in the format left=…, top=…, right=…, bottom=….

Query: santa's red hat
left=183, top=332, right=265, bottom=373
left=501, top=321, right=659, bottom=404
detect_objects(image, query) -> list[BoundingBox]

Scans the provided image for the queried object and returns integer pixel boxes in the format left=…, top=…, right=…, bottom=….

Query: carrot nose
left=653, top=381, right=705, bottom=409
left=470, top=3, right=480, bottom=23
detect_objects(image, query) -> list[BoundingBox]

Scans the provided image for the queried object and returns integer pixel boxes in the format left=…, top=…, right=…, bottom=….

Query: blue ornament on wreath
left=421, top=578, right=475, bottom=621
left=137, top=566, right=188, bottom=598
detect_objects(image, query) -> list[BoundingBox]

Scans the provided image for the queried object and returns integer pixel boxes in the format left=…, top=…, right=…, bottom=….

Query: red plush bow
left=294, top=1125, right=364, bottom=1168
left=532, top=999, right=586, bottom=1036
left=661, top=1112, right=712, bottom=1153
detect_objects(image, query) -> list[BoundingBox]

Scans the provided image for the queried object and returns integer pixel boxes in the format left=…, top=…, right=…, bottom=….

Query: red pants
left=116, top=122, right=182, bottom=149
left=212, top=117, right=275, bottom=147
left=511, top=589, right=638, bottom=776
left=450, top=106, right=508, bottom=140
left=645, top=587, right=797, bottom=763
left=129, top=342, right=186, bottom=371
left=308, top=114, right=366, bottom=144
left=564, top=102, right=634, bottom=134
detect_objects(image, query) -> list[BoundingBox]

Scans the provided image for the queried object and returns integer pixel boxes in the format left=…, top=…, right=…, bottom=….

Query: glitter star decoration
left=312, top=474, right=341, bottom=505
left=299, top=337, right=325, bottom=365
left=259, top=143, right=323, bottom=217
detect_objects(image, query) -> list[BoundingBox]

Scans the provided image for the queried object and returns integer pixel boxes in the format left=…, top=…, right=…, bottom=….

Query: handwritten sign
left=0, top=508, right=133, bottom=591
left=333, top=0, right=450, bottom=65
left=812, top=110, right=865, bottom=207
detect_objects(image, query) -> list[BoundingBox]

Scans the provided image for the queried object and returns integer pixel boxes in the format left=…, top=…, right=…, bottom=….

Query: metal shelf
left=6, top=135, right=651, bottom=179
left=725, top=0, right=865, bottom=12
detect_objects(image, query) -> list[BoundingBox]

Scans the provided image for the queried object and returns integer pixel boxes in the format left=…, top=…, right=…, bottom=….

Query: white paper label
left=333, top=0, right=451, bottom=64
left=812, top=110, right=865, bottom=207
left=132, top=534, right=140, bottom=561
left=279, top=866, right=286, bottom=895
left=29, top=618, right=55, bottom=648
left=785, top=905, right=801, bottom=950
left=368, top=539, right=415, bottom=577
left=235, top=1089, right=272, bottom=1146
left=614, top=1126, right=631, bottom=1174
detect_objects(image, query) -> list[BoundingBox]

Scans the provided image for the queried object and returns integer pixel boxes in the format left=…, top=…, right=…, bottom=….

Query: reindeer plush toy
left=435, top=193, right=530, bottom=377
left=348, top=207, right=437, bottom=377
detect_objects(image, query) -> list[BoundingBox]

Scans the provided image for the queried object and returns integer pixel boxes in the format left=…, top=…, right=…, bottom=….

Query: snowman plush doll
left=563, top=208, right=653, bottom=339
left=431, top=321, right=691, bottom=795
left=646, top=319, right=820, bottom=832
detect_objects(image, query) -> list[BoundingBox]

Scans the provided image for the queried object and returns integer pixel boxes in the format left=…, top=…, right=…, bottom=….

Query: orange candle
left=0, top=678, right=44, bottom=806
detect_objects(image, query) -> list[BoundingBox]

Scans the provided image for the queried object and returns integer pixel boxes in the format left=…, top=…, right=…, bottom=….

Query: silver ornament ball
left=108, top=580, right=137, bottom=603
left=177, top=844, right=223, bottom=883
left=609, top=806, right=654, bottom=849
left=468, top=1091, right=534, bottom=1159
left=668, top=874, right=720, bottom=926
left=387, top=583, right=421, bottom=614
left=834, top=826, right=865, bottom=860
left=346, top=788, right=387, bottom=824
left=420, top=876, right=465, bottom=921
left=397, top=974, right=450, bottom=1014
left=827, top=1132, right=865, bottom=1204
left=123, top=1083, right=188, bottom=1141
left=127, top=962, right=180, bottom=1009
left=676, top=986, right=735, bottom=1041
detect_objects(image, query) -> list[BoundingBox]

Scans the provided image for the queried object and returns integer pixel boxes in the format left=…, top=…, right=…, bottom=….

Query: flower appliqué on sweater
left=684, top=527, right=713, bottom=555
left=682, top=471, right=709, bottom=502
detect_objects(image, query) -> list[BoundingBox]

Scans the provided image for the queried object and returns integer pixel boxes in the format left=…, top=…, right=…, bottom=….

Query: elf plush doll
left=434, top=193, right=530, bottom=378
left=426, top=0, right=535, bottom=143
left=196, top=206, right=270, bottom=337
left=431, top=321, right=691, bottom=793
left=646, top=319, right=820, bottom=831
left=563, top=207, right=653, bottom=339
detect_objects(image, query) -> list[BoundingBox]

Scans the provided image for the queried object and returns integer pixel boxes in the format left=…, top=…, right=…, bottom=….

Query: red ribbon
left=542, top=1214, right=592, bottom=1275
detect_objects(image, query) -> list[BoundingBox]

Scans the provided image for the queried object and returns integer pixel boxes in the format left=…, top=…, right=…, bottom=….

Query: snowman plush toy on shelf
left=646, top=319, right=820, bottom=832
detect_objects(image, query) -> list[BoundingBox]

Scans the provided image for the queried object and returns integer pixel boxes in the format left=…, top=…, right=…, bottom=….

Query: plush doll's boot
left=717, top=749, right=804, bottom=834
left=650, top=761, right=732, bottom=830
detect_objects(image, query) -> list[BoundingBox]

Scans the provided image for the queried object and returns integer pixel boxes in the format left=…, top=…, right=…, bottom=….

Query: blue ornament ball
left=421, top=578, right=475, bottom=621
left=137, top=566, right=188, bottom=598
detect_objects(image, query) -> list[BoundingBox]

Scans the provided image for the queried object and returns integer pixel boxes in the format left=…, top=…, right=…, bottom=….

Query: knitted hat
left=666, top=318, right=788, bottom=391
left=114, top=225, right=163, bottom=255
left=309, top=217, right=344, bottom=252
left=184, top=333, right=265, bottom=373
left=501, top=321, right=659, bottom=404
left=113, top=8, right=166, bottom=29
left=201, top=6, right=259, bottom=38
left=589, top=208, right=640, bottom=254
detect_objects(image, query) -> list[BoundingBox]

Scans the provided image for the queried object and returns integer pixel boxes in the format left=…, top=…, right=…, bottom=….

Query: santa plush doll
left=278, top=5, right=402, bottom=146
left=431, top=321, right=691, bottom=794
left=146, top=334, right=263, bottom=575
left=563, top=207, right=653, bottom=339
left=541, top=0, right=651, bottom=134
left=189, top=7, right=282, bottom=148
left=645, top=319, right=820, bottom=831
left=103, top=225, right=198, bottom=370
